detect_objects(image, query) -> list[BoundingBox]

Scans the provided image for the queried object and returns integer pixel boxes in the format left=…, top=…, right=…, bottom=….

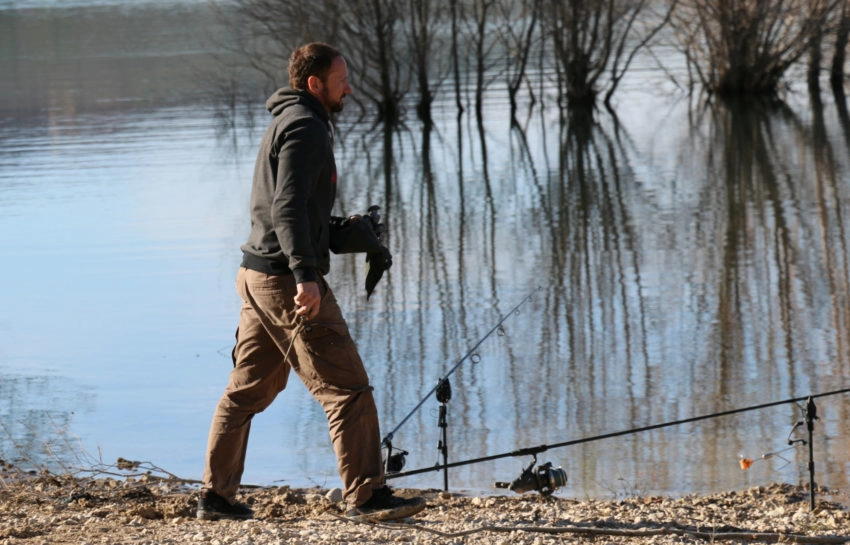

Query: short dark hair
left=288, top=42, right=343, bottom=90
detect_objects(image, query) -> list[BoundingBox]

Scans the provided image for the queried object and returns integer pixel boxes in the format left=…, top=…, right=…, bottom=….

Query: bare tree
left=673, top=0, right=838, bottom=97
left=212, top=0, right=342, bottom=90
left=212, top=0, right=409, bottom=124
left=832, top=0, right=850, bottom=94
left=809, top=0, right=846, bottom=95
left=450, top=0, right=466, bottom=116
left=545, top=0, right=602, bottom=108
left=338, top=0, right=409, bottom=124
left=809, top=15, right=826, bottom=94
left=212, top=0, right=678, bottom=123
left=496, top=0, right=542, bottom=121
left=469, top=0, right=501, bottom=123
left=405, top=0, right=449, bottom=124
left=542, top=0, right=676, bottom=110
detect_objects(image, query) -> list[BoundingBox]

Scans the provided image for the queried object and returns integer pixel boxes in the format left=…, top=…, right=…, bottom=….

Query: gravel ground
left=2, top=466, right=850, bottom=545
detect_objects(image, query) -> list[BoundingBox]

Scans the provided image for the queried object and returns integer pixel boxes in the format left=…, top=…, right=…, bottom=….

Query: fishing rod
left=381, top=287, right=543, bottom=486
left=386, top=387, right=850, bottom=506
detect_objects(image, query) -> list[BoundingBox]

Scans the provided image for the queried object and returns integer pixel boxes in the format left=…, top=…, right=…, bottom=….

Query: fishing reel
left=494, top=456, right=567, bottom=496
left=382, top=439, right=408, bottom=474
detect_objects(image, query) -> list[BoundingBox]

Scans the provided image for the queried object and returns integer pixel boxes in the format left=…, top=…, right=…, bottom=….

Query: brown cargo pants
left=202, top=267, right=385, bottom=507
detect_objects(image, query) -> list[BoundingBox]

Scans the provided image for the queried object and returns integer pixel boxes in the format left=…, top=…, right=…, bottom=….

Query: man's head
left=289, top=42, right=352, bottom=114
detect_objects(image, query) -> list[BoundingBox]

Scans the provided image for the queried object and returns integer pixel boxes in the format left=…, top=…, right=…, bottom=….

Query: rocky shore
left=2, top=467, right=849, bottom=545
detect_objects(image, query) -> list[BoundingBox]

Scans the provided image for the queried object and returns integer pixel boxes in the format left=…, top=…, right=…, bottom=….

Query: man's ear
left=307, top=75, right=322, bottom=93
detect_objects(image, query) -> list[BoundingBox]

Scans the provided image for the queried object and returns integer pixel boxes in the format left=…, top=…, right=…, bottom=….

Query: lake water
left=2, top=1, right=850, bottom=500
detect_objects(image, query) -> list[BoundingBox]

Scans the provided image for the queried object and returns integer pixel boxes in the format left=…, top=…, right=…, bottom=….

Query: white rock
left=325, top=488, right=344, bottom=503
left=791, top=509, right=809, bottom=523
left=767, top=506, right=786, bottom=517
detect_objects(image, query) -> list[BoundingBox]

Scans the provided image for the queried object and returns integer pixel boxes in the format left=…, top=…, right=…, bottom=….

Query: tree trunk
left=831, top=0, right=849, bottom=94
left=808, top=25, right=824, bottom=95
left=450, top=0, right=465, bottom=117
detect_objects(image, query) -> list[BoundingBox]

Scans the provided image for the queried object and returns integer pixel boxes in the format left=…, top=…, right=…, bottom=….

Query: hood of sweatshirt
left=265, top=88, right=329, bottom=122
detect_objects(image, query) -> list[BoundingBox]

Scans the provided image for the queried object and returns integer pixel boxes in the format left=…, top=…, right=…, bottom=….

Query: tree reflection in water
left=326, top=88, right=850, bottom=496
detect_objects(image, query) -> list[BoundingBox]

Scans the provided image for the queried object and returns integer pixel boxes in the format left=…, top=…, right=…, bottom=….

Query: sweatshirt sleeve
left=271, top=116, right=326, bottom=283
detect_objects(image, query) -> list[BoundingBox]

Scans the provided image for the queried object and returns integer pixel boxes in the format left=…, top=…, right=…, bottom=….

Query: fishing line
left=739, top=400, right=812, bottom=471
left=381, top=287, right=543, bottom=481
left=283, top=316, right=309, bottom=365
left=381, top=287, right=543, bottom=447
left=738, top=447, right=796, bottom=471
left=386, top=387, right=850, bottom=481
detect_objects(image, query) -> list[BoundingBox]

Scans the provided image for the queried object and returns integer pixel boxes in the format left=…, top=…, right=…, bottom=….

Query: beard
left=322, top=88, right=345, bottom=113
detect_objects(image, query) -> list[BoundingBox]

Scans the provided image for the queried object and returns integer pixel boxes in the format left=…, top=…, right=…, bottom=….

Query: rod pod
left=436, top=378, right=452, bottom=491
left=805, top=397, right=817, bottom=510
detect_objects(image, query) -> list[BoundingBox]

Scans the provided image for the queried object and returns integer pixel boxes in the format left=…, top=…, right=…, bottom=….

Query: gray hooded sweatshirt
left=240, top=88, right=337, bottom=284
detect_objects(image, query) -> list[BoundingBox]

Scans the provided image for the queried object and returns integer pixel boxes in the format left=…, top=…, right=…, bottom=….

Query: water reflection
left=700, top=97, right=850, bottom=397
left=328, top=87, right=850, bottom=496
left=0, top=369, right=95, bottom=470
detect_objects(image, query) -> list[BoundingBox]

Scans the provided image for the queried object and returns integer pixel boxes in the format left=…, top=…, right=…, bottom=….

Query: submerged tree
left=808, top=9, right=827, bottom=94
left=496, top=0, right=542, bottom=121
left=405, top=0, right=449, bottom=125
left=213, top=0, right=410, bottom=124
left=807, top=1, right=846, bottom=96
left=673, top=0, right=839, bottom=97
left=832, top=0, right=850, bottom=95
left=542, top=0, right=677, bottom=111
left=467, top=0, right=500, bottom=123
left=211, top=0, right=341, bottom=90
left=338, top=0, right=409, bottom=124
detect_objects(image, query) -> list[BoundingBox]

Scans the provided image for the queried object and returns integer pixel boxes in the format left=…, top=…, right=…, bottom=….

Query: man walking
left=198, top=42, right=424, bottom=522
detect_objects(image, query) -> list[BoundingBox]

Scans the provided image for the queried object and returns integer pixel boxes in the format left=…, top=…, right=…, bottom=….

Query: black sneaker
left=196, top=490, right=254, bottom=521
left=345, top=486, right=426, bottom=521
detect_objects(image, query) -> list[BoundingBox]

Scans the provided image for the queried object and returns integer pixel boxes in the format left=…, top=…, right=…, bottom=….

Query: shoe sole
left=347, top=497, right=426, bottom=522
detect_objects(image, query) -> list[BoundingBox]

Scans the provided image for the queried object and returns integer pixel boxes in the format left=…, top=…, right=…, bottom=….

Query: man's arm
left=272, top=117, right=326, bottom=317
left=273, top=117, right=325, bottom=283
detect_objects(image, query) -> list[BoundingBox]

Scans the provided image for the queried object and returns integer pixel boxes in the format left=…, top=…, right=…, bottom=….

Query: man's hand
left=295, top=281, right=321, bottom=320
